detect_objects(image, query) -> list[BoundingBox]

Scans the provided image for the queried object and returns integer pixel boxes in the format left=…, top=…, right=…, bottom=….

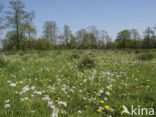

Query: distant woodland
left=0, top=0, right=156, bottom=51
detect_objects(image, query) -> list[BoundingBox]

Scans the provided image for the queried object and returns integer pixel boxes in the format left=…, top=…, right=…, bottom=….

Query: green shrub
left=137, top=53, right=154, bottom=61
left=78, top=55, right=95, bottom=68
left=55, top=51, right=62, bottom=55
left=0, top=54, right=9, bottom=67
left=135, top=50, right=140, bottom=54
left=69, top=53, right=80, bottom=60
left=115, top=51, right=118, bottom=53
left=4, top=51, right=16, bottom=55
left=127, top=50, right=133, bottom=54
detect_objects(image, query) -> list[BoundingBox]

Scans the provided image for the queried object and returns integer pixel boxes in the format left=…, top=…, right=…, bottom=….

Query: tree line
left=0, top=0, right=156, bottom=51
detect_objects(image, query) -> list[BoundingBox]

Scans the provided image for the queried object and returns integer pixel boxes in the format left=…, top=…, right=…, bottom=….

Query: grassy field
left=0, top=50, right=156, bottom=117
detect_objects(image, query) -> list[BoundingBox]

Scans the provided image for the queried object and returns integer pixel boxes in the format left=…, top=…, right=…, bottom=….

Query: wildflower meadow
left=0, top=50, right=155, bottom=117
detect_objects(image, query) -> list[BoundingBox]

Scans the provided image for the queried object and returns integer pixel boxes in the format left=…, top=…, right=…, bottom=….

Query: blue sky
left=1, top=0, right=156, bottom=40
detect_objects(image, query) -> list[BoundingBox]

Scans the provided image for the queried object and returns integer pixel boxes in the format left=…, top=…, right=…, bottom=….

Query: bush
left=137, top=53, right=154, bottom=61
left=127, top=50, right=133, bottom=54
left=0, top=54, right=9, bottom=67
left=135, top=50, right=140, bottom=54
left=70, top=53, right=80, bottom=60
left=78, top=55, right=95, bottom=68
left=55, top=51, right=62, bottom=55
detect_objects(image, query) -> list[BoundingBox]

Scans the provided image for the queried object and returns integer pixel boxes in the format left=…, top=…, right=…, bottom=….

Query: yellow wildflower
left=104, top=105, right=109, bottom=110
left=99, top=100, right=104, bottom=104
left=29, top=99, right=32, bottom=101
left=109, top=87, right=112, bottom=91
left=56, top=97, right=61, bottom=102
left=135, top=85, right=139, bottom=88
left=15, top=82, right=19, bottom=84
left=1, top=74, right=4, bottom=77
left=84, top=105, right=88, bottom=108
left=120, top=83, right=124, bottom=85
left=123, top=94, right=127, bottom=96
left=97, top=109, right=102, bottom=112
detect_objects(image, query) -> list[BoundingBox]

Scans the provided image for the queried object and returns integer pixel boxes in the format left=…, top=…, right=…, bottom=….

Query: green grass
left=0, top=50, right=156, bottom=117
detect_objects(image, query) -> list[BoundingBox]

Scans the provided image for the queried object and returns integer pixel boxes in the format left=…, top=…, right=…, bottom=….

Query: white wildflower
left=42, top=95, right=50, bottom=101
left=58, top=101, right=67, bottom=107
left=99, top=107, right=104, bottom=110
left=78, top=110, right=82, bottom=114
left=4, top=104, right=10, bottom=109
left=19, top=81, right=23, bottom=84
left=7, top=81, right=11, bottom=83
left=33, top=91, right=42, bottom=95
left=10, top=83, right=16, bottom=87
left=83, top=79, right=87, bottom=83
left=99, top=90, right=103, bottom=94
left=50, top=108, right=59, bottom=117
left=109, top=108, right=114, bottom=112
left=60, top=110, right=67, bottom=114
left=105, top=91, right=110, bottom=96
left=31, top=86, right=35, bottom=90
left=48, top=101, right=53, bottom=106
left=10, top=74, right=16, bottom=78
left=20, top=85, right=30, bottom=94
left=31, top=110, right=35, bottom=113
left=104, top=97, right=108, bottom=100
left=5, top=99, right=10, bottom=103
left=106, top=85, right=112, bottom=90
left=20, top=97, right=29, bottom=102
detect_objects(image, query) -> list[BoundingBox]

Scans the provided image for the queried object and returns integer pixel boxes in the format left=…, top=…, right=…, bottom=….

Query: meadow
left=0, top=49, right=156, bottom=117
